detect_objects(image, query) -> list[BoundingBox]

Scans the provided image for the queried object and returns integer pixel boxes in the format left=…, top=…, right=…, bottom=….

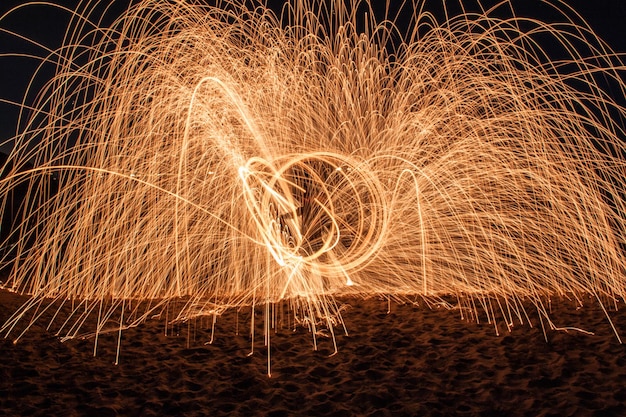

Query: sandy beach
left=1, top=289, right=625, bottom=416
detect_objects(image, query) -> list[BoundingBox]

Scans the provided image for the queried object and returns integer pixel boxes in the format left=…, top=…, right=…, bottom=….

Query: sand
left=1, top=289, right=625, bottom=416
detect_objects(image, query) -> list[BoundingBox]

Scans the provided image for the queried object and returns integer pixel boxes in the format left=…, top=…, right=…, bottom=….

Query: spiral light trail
left=1, top=0, right=625, bottom=366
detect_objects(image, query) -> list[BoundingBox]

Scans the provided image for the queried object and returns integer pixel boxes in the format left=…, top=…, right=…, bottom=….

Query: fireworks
left=0, top=0, right=625, bottom=363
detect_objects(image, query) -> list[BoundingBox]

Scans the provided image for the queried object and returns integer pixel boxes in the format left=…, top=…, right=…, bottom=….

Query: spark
left=0, top=0, right=625, bottom=371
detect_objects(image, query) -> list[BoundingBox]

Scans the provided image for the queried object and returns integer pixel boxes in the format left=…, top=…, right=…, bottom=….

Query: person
left=277, top=163, right=328, bottom=257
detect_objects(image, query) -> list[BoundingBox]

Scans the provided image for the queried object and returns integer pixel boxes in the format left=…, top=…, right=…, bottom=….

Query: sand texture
left=1, top=290, right=625, bottom=416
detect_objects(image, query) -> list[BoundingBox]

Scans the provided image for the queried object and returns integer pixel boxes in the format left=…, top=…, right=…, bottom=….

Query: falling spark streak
left=1, top=0, right=626, bottom=372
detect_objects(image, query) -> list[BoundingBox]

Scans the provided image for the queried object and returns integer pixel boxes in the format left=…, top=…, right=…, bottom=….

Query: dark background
left=1, top=0, right=626, bottom=152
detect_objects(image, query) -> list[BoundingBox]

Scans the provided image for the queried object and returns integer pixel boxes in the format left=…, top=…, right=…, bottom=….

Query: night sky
left=1, top=0, right=625, bottom=152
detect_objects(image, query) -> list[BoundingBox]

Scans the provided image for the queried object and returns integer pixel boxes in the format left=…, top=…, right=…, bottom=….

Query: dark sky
left=1, top=0, right=625, bottom=149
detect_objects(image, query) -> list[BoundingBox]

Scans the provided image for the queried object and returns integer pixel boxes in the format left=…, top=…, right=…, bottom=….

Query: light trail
left=0, top=0, right=625, bottom=370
